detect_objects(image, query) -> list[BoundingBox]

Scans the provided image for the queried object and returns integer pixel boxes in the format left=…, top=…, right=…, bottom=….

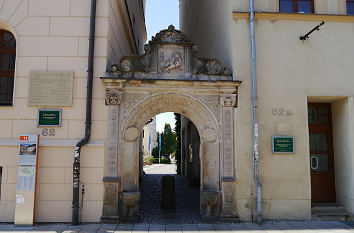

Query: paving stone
left=165, top=224, right=181, bottom=232
left=148, top=224, right=165, bottom=233
left=140, top=164, right=200, bottom=224
left=181, top=224, right=198, bottom=233
left=97, top=224, right=118, bottom=233
left=79, top=224, right=101, bottom=233
left=115, top=224, right=133, bottom=233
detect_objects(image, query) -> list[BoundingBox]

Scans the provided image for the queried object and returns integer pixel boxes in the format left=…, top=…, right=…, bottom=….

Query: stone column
left=101, top=89, right=121, bottom=222
left=220, top=92, right=238, bottom=218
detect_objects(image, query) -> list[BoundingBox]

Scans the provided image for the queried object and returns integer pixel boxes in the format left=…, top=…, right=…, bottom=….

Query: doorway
left=138, top=113, right=201, bottom=223
left=308, top=103, right=336, bottom=203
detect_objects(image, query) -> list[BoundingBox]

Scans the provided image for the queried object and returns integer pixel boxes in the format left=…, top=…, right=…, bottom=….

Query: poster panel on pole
left=14, top=135, right=39, bottom=226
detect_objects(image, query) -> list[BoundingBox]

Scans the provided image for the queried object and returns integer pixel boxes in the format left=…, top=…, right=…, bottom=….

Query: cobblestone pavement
left=140, top=164, right=201, bottom=224
left=0, top=221, right=353, bottom=232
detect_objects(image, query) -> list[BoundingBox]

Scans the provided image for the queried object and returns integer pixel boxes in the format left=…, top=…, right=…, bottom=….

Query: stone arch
left=119, top=93, right=220, bottom=194
left=0, top=20, right=17, bottom=38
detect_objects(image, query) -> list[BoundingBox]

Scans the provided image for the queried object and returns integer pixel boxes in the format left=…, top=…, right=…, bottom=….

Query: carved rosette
left=105, top=90, right=122, bottom=105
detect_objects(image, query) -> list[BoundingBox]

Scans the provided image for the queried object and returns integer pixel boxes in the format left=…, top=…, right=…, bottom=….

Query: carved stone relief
left=221, top=93, right=237, bottom=108
left=102, top=183, right=119, bottom=219
left=200, top=190, right=221, bottom=219
left=160, top=50, right=183, bottom=73
left=125, top=94, right=215, bottom=132
left=105, top=90, right=122, bottom=105
left=222, top=182, right=237, bottom=216
left=119, top=191, right=141, bottom=222
left=124, top=127, right=139, bottom=142
left=222, top=108, right=234, bottom=177
left=120, top=93, right=149, bottom=121
left=194, top=95, right=221, bottom=123
left=202, top=128, right=217, bottom=143
left=106, top=107, right=119, bottom=177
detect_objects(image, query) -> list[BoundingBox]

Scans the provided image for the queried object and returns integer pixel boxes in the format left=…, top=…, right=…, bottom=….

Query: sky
left=145, top=0, right=179, bottom=133
left=145, top=0, right=179, bottom=41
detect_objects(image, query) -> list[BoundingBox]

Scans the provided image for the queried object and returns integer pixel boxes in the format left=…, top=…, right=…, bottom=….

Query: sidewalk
left=0, top=221, right=353, bottom=232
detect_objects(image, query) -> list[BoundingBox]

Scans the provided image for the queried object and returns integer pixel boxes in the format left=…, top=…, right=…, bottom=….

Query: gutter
left=249, top=0, right=263, bottom=224
left=72, top=0, right=97, bottom=226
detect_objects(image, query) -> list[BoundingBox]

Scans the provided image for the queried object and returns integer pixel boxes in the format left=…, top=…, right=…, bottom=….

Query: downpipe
left=249, top=0, right=263, bottom=224
left=72, top=0, right=97, bottom=226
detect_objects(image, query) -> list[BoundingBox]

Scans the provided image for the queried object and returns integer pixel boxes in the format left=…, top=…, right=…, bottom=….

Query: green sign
left=272, top=136, right=295, bottom=153
left=37, top=109, right=62, bottom=127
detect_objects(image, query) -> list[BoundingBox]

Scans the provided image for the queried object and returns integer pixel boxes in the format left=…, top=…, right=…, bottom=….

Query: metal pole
left=249, top=0, right=263, bottom=225
left=159, top=133, right=161, bottom=164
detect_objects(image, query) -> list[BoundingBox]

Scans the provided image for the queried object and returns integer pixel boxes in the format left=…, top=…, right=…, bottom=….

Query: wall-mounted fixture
left=300, top=21, right=325, bottom=40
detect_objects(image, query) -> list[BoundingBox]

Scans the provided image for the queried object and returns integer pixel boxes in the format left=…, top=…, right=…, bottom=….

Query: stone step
left=311, top=214, right=354, bottom=221
left=311, top=204, right=354, bottom=221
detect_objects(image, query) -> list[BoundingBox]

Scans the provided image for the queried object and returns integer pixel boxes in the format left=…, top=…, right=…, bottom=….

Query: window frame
left=347, top=0, right=354, bottom=15
left=279, top=0, right=315, bottom=14
left=0, top=29, right=16, bottom=106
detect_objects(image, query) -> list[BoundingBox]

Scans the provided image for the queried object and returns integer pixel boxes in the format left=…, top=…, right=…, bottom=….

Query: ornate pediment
left=151, top=25, right=191, bottom=43
left=107, top=25, right=237, bottom=81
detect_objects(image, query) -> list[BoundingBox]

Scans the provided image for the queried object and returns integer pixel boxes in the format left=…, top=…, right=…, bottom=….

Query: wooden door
left=308, top=103, right=336, bottom=203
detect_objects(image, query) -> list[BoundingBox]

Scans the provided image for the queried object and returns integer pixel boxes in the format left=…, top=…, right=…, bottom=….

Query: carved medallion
left=124, top=127, right=139, bottom=142
left=202, top=128, right=217, bottom=143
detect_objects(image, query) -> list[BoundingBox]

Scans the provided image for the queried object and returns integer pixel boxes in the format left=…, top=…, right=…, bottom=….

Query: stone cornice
left=233, top=12, right=354, bottom=23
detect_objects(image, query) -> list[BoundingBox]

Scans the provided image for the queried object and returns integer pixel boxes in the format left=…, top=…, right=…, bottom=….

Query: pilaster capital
left=105, top=89, right=122, bottom=105
left=220, top=93, right=237, bottom=108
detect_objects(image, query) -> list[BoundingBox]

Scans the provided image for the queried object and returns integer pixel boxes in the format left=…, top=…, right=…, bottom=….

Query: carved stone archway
left=101, top=25, right=241, bottom=222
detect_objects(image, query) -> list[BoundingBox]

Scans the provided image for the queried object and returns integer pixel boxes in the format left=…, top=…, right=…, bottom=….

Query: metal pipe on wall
left=72, top=0, right=97, bottom=226
left=249, top=0, right=263, bottom=224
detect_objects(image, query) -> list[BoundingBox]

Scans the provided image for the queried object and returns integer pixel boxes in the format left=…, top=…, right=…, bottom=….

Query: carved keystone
left=202, top=128, right=217, bottom=143
left=124, top=127, right=139, bottom=142
left=119, top=191, right=141, bottom=221
left=200, top=190, right=221, bottom=219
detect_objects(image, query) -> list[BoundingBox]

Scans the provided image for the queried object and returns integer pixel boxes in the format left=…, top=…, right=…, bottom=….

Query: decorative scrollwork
left=152, top=25, right=191, bottom=43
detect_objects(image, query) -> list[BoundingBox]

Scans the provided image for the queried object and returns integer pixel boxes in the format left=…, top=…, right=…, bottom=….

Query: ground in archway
left=139, top=164, right=201, bottom=224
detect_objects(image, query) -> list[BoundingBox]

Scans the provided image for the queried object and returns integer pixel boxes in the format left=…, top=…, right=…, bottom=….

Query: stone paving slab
left=0, top=222, right=353, bottom=233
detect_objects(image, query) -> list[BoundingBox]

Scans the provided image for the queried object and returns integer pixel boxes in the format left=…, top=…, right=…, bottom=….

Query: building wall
left=180, top=0, right=354, bottom=221
left=142, top=116, right=157, bottom=156
left=0, top=0, right=145, bottom=222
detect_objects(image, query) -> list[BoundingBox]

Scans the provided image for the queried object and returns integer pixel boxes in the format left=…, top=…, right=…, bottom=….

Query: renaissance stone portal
left=101, top=25, right=241, bottom=222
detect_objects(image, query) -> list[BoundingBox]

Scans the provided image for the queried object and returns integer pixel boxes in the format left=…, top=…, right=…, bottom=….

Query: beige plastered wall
left=180, top=0, right=354, bottom=221
left=0, top=0, right=144, bottom=222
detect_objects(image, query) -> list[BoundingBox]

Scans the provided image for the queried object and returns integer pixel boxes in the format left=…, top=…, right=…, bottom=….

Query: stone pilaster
left=101, top=89, right=121, bottom=222
left=220, top=92, right=238, bottom=218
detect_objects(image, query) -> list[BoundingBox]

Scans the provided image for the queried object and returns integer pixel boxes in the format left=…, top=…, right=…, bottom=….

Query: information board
left=272, top=135, right=295, bottom=153
left=14, top=135, right=39, bottom=226
left=37, top=109, right=62, bottom=126
left=28, top=71, right=73, bottom=106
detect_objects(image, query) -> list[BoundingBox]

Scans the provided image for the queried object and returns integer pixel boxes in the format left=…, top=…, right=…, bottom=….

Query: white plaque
left=28, top=71, right=73, bottom=106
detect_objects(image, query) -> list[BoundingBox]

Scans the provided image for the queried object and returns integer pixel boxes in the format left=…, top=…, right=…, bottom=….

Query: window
left=279, top=0, right=314, bottom=13
left=347, top=0, right=354, bottom=14
left=0, top=30, right=16, bottom=106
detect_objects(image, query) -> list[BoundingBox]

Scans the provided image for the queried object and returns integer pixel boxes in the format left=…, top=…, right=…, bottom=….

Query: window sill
left=233, top=12, right=354, bottom=23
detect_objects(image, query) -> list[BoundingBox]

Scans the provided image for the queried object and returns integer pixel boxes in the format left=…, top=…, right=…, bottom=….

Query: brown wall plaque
left=28, top=72, right=73, bottom=106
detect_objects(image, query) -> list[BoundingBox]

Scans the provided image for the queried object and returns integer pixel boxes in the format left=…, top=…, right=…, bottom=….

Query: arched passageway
left=100, top=26, right=240, bottom=222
